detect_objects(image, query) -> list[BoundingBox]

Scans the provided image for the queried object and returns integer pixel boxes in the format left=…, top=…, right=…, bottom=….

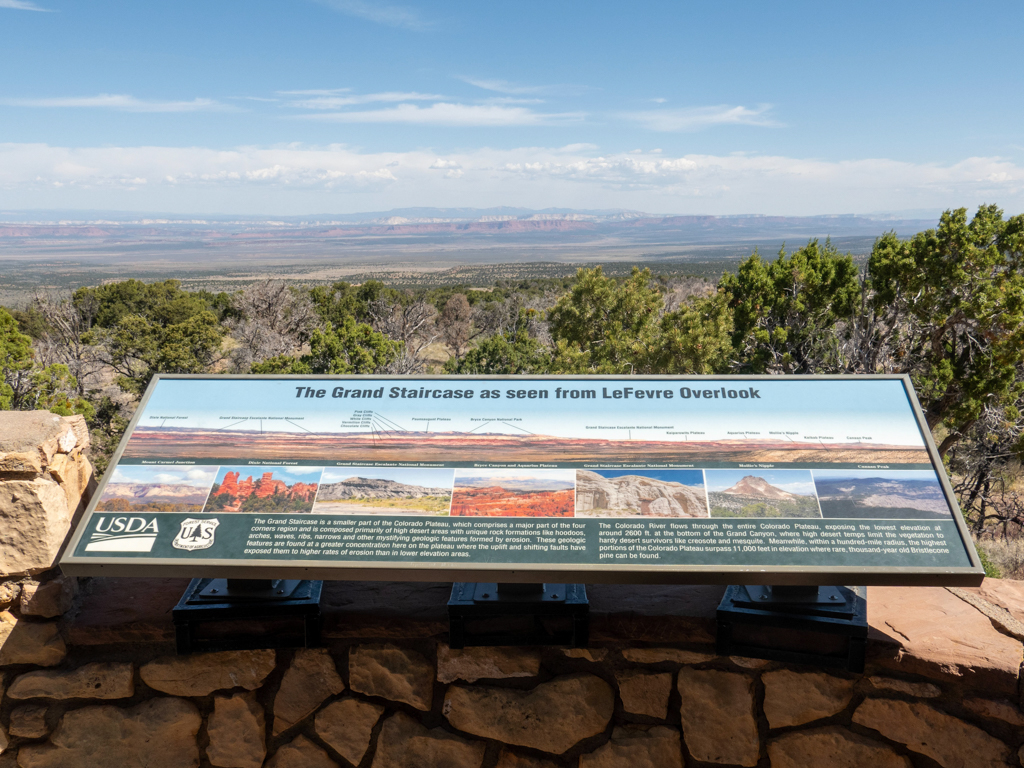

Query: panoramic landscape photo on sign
left=61, top=375, right=982, bottom=585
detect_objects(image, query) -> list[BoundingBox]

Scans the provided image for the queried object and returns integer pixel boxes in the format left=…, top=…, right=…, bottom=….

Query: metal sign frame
left=60, top=373, right=984, bottom=586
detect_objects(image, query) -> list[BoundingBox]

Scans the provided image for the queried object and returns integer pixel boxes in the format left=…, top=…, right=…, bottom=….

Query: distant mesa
left=96, top=482, right=209, bottom=512
left=815, top=475, right=949, bottom=519
left=720, top=475, right=798, bottom=501
left=575, top=470, right=706, bottom=518
left=708, top=474, right=820, bottom=519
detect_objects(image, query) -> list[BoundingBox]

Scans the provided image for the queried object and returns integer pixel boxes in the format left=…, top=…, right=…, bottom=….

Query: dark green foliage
left=719, top=239, right=859, bottom=373
left=445, top=311, right=551, bottom=374
left=252, top=317, right=400, bottom=375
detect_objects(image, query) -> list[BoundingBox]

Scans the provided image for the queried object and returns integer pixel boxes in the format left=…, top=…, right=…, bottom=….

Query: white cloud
left=295, top=102, right=585, bottom=126
left=459, top=77, right=550, bottom=95
left=623, top=104, right=777, bottom=132
left=311, top=0, right=426, bottom=29
left=2, top=94, right=230, bottom=113
left=289, top=91, right=445, bottom=109
left=1, top=142, right=1022, bottom=215
left=0, top=0, right=51, bottom=10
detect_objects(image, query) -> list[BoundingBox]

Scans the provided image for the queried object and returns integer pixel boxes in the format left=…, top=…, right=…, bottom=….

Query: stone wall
left=0, top=411, right=1023, bottom=767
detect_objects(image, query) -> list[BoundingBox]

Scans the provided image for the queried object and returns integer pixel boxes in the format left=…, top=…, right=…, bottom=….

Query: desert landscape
left=121, top=426, right=931, bottom=466
left=450, top=470, right=575, bottom=517
left=706, top=471, right=822, bottom=518
left=94, top=465, right=215, bottom=513
left=314, top=470, right=452, bottom=515
left=813, top=470, right=951, bottom=519
left=575, top=469, right=708, bottom=517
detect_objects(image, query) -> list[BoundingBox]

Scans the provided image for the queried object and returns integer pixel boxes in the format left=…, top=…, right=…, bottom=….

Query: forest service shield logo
left=172, top=518, right=220, bottom=551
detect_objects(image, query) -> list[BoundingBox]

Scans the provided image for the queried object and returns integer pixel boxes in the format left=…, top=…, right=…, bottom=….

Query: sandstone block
left=266, top=735, right=337, bottom=768
left=443, top=673, right=614, bottom=754
left=47, top=450, right=94, bottom=516
left=0, top=726, right=8, bottom=756
left=622, top=648, right=714, bottom=665
left=372, top=711, right=485, bottom=768
left=762, top=669, right=855, bottom=728
left=141, top=649, right=276, bottom=696
left=768, top=726, right=911, bottom=768
left=579, top=725, right=683, bottom=768
left=207, top=691, right=266, bottom=768
left=0, top=478, right=72, bottom=579
left=853, top=697, right=1010, bottom=768
left=867, top=676, right=940, bottom=697
left=677, top=668, right=759, bottom=766
left=962, top=698, right=1024, bottom=727
left=9, top=704, right=49, bottom=738
left=8, top=662, right=133, bottom=700
left=0, top=613, right=65, bottom=666
left=18, top=697, right=201, bottom=768
left=616, top=671, right=672, bottom=719
left=315, top=696, right=385, bottom=766
left=562, top=648, right=608, bottom=662
left=272, top=648, right=345, bottom=735
left=437, top=643, right=540, bottom=683
left=349, top=644, right=434, bottom=711
left=869, top=586, right=1023, bottom=697
left=19, top=575, right=76, bottom=618
left=0, top=412, right=81, bottom=467
left=495, top=750, right=562, bottom=768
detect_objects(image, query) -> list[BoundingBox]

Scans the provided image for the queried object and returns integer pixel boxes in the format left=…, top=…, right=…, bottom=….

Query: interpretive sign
left=60, top=375, right=983, bottom=585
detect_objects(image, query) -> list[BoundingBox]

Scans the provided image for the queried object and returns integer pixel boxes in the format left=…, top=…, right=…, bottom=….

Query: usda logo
left=85, top=516, right=159, bottom=552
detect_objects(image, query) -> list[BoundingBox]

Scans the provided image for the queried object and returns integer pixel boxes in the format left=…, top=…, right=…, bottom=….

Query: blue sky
left=3, top=0, right=1021, bottom=214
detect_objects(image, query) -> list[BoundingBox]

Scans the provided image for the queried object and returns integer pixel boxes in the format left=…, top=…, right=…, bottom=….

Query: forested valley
left=2, top=206, right=1022, bottom=575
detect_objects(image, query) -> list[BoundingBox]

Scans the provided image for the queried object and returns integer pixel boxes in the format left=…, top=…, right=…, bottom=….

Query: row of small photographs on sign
left=94, top=464, right=954, bottom=521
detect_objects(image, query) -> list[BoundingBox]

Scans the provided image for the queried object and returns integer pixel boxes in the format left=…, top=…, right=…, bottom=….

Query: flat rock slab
left=768, top=726, right=911, bottom=768
left=349, top=644, right=435, bottom=711
left=853, top=697, right=1011, bottom=768
left=621, top=648, right=714, bottom=665
left=0, top=411, right=71, bottom=456
left=615, top=671, right=672, bottom=719
left=762, top=670, right=855, bottom=728
left=8, top=662, right=134, bottom=700
left=67, top=577, right=191, bottom=645
left=321, top=581, right=450, bottom=639
left=437, top=644, right=541, bottom=683
left=207, top=691, right=266, bottom=768
left=272, top=648, right=345, bottom=735
left=141, top=650, right=276, bottom=696
left=867, top=676, right=940, bottom=698
left=579, top=726, right=683, bottom=768
left=266, top=735, right=338, bottom=768
left=315, top=697, right=385, bottom=766
left=18, top=697, right=201, bottom=768
left=962, top=697, right=1024, bottom=727
left=444, top=672, right=614, bottom=755
left=867, top=586, right=1023, bottom=697
left=973, top=579, right=1024, bottom=625
left=588, top=585, right=724, bottom=644
left=678, top=668, right=759, bottom=767
left=372, top=711, right=485, bottom=768
left=0, top=613, right=65, bottom=666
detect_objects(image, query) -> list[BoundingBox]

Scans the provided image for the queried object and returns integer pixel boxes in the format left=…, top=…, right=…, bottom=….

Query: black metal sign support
left=172, top=578, right=323, bottom=654
left=716, top=585, right=867, bottom=672
left=448, top=582, right=589, bottom=648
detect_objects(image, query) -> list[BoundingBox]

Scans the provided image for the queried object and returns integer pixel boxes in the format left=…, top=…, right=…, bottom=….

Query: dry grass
left=975, top=536, right=1024, bottom=580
